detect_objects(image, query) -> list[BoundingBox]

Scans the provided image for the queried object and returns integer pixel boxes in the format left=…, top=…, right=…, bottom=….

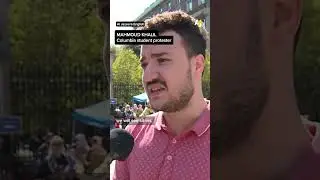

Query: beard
left=211, top=2, right=270, bottom=159
left=147, top=67, right=195, bottom=113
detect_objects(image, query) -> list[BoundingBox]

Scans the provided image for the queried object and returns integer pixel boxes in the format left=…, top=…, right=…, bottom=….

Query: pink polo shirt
left=112, top=105, right=210, bottom=180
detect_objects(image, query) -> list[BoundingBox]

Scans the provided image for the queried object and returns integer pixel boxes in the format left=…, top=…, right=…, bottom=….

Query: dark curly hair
left=139, top=10, right=208, bottom=58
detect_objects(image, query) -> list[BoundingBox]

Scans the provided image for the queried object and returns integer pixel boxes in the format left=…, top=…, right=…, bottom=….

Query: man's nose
left=143, top=63, right=159, bottom=83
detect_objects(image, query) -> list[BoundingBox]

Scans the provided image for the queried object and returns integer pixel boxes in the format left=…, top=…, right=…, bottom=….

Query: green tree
left=112, top=47, right=142, bottom=85
left=202, top=50, right=210, bottom=98
left=294, top=0, right=320, bottom=121
left=9, top=0, right=107, bottom=133
left=112, top=47, right=143, bottom=104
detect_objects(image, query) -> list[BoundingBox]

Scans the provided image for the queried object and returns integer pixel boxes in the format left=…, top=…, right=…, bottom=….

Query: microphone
left=109, top=128, right=134, bottom=161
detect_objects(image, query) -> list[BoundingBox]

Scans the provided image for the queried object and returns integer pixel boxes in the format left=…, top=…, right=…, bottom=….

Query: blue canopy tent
left=72, top=100, right=114, bottom=129
left=132, top=92, right=148, bottom=104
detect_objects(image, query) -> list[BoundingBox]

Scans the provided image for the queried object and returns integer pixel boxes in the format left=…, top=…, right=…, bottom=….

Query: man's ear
left=194, top=54, right=205, bottom=78
left=273, top=0, right=302, bottom=34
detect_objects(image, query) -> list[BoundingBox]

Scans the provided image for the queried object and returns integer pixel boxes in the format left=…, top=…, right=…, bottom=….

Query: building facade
left=135, top=0, right=210, bottom=32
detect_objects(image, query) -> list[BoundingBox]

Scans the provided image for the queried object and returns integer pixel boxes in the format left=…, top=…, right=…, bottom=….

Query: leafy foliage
left=203, top=50, right=210, bottom=98
left=112, top=47, right=143, bottom=86
left=111, top=47, right=144, bottom=104
left=9, top=0, right=107, bottom=134
left=294, top=0, right=320, bottom=121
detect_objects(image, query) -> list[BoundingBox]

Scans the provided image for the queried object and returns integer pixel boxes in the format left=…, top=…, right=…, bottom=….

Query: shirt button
left=172, top=138, right=177, bottom=144
left=166, top=155, right=172, bottom=160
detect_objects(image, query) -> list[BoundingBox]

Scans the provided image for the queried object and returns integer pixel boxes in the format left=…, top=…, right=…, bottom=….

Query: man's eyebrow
left=140, top=52, right=170, bottom=63
left=151, top=52, right=169, bottom=58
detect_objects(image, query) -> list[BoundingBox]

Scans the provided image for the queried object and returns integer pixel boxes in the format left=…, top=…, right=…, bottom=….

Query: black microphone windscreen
left=110, top=128, right=134, bottom=161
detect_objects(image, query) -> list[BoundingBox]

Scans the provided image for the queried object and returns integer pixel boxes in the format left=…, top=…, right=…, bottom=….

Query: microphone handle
left=106, top=154, right=115, bottom=165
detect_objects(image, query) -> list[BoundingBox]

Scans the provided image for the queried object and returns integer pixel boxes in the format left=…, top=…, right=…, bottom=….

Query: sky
left=110, top=0, right=156, bottom=46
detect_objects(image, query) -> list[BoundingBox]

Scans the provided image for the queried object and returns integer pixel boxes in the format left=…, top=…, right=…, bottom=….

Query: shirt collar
left=154, top=111, right=164, bottom=131
left=154, top=102, right=211, bottom=137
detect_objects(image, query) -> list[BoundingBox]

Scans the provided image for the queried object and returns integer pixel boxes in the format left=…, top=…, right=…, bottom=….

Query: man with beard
left=211, top=0, right=320, bottom=179
left=111, top=11, right=210, bottom=180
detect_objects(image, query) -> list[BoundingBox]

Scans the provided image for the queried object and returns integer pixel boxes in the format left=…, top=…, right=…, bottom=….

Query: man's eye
left=158, top=58, right=169, bottom=63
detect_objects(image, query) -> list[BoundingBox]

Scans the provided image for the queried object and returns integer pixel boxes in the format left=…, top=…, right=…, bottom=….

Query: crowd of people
left=0, top=130, right=110, bottom=180
left=113, top=103, right=154, bottom=129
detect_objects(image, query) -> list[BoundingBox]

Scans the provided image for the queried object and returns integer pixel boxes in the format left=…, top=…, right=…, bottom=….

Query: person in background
left=21, top=144, right=34, bottom=161
left=118, top=106, right=123, bottom=113
left=114, top=106, right=122, bottom=117
left=121, top=104, right=127, bottom=112
left=93, top=154, right=111, bottom=178
left=86, top=136, right=107, bottom=174
left=134, top=104, right=143, bottom=118
left=38, top=132, right=54, bottom=159
left=114, top=119, right=121, bottom=129
left=122, top=105, right=134, bottom=128
left=36, top=136, right=77, bottom=180
left=139, top=102, right=153, bottom=117
left=133, top=104, right=138, bottom=110
left=135, top=104, right=144, bottom=117
left=124, top=104, right=134, bottom=118
left=113, top=106, right=123, bottom=128
left=132, top=104, right=139, bottom=117
left=113, top=107, right=124, bottom=129
left=16, top=144, right=36, bottom=180
left=70, top=134, right=90, bottom=176
left=115, top=106, right=120, bottom=112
